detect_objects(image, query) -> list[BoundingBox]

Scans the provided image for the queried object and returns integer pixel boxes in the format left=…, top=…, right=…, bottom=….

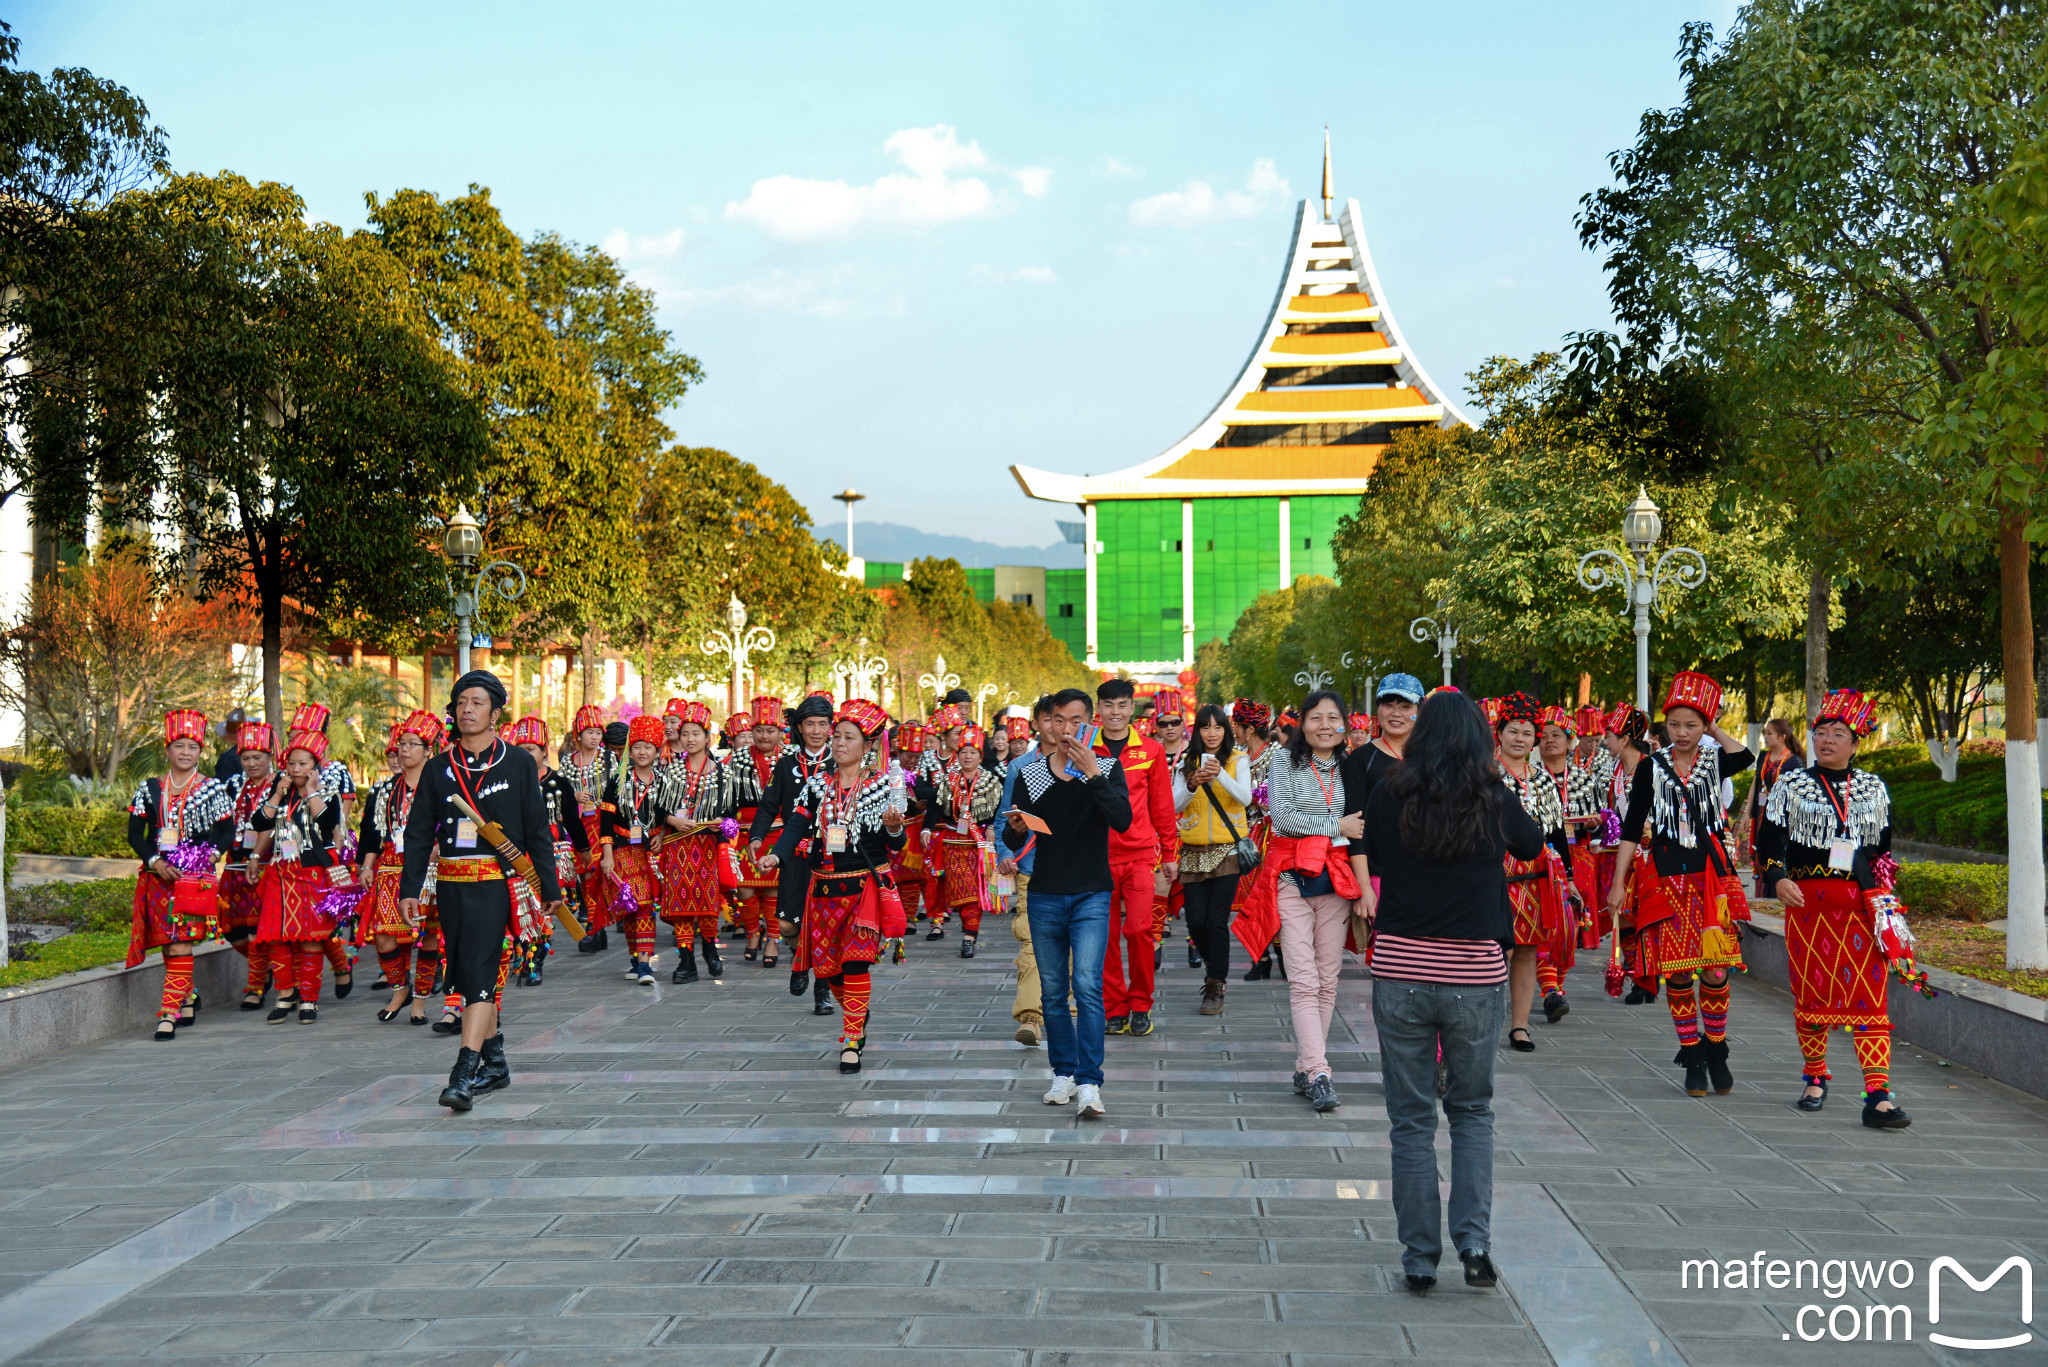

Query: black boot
left=1703, top=1039, right=1734, bottom=1095
left=577, top=927, right=608, bottom=954
left=476, top=1032, right=511, bottom=1093
left=1242, top=956, right=1270, bottom=982
left=813, top=977, right=835, bottom=1016
left=1674, top=1043, right=1709, bottom=1098
left=1188, top=940, right=1203, bottom=969
left=789, top=969, right=810, bottom=996
left=439, top=1048, right=483, bottom=1112
left=960, top=934, right=976, bottom=959
left=701, top=938, right=723, bottom=978
left=672, top=946, right=700, bottom=984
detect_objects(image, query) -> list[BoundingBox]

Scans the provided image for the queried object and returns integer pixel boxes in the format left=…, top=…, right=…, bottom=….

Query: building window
left=1160, top=607, right=1179, bottom=619
left=1205, top=539, right=1215, bottom=551
left=1058, top=603, right=1075, bottom=618
left=1302, top=537, right=1313, bottom=549
left=1011, top=593, right=1033, bottom=606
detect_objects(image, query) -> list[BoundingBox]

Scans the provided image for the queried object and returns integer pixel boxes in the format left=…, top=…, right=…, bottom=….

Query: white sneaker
left=1042, top=1075, right=1078, bottom=1105
left=1076, top=1084, right=1105, bottom=1119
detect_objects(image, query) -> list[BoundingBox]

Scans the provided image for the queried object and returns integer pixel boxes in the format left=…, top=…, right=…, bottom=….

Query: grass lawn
left=0, top=929, right=132, bottom=990
left=1911, top=917, right=2048, bottom=1002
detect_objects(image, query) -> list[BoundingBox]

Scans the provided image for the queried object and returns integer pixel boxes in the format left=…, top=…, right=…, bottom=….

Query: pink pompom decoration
left=161, top=840, right=218, bottom=875
left=1251, top=781, right=1269, bottom=808
left=1599, top=809, right=1622, bottom=846
left=314, top=884, right=365, bottom=923
left=1872, top=852, right=1899, bottom=890
left=719, top=816, right=740, bottom=841
left=611, top=880, right=640, bottom=918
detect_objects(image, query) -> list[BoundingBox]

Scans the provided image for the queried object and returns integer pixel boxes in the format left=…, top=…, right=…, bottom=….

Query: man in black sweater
left=1001, top=688, right=1132, bottom=1119
left=747, top=693, right=836, bottom=1011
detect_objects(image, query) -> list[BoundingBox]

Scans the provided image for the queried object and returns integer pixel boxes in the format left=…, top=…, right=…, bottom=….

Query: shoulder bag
left=1201, top=767, right=1262, bottom=874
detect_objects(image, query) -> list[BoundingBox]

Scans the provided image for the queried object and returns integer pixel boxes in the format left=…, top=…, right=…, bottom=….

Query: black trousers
left=1182, top=873, right=1241, bottom=982
left=438, top=880, right=512, bottom=1006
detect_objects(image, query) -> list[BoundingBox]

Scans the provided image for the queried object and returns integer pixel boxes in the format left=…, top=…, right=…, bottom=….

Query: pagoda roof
left=1013, top=196, right=1469, bottom=504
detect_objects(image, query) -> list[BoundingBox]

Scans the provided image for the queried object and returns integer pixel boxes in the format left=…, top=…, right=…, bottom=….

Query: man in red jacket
left=1094, top=679, right=1178, bottom=1035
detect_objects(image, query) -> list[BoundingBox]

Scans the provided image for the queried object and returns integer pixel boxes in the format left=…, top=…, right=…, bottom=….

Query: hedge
left=7, top=807, right=133, bottom=859
left=8, top=877, right=137, bottom=932
left=1893, top=862, right=2006, bottom=922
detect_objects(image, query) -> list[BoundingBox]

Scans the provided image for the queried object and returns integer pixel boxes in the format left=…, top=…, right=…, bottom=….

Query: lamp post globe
left=1622, top=487, right=1662, bottom=553
left=444, top=505, right=483, bottom=567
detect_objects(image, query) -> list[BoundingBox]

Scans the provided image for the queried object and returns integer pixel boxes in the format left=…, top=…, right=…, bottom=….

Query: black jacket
left=746, top=746, right=832, bottom=846
left=397, top=739, right=562, bottom=902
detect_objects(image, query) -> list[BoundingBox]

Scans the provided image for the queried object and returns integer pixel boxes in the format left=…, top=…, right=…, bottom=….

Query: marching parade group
left=124, top=661, right=1933, bottom=1131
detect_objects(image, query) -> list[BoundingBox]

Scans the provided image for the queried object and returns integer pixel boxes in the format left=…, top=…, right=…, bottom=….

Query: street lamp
left=1409, top=612, right=1465, bottom=689
left=702, top=594, right=776, bottom=716
left=832, top=489, right=866, bottom=561
left=1293, top=660, right=1334, bottom=693
left=832, top=636, right=889, bottom=703
left=442, top=504, right=525, bottom=677
left=1341, top=651, right=1386, bottom=714
left=974, top=681, right=998, bottom=725
left=1576, top=486, right=1708, bottom=713
left=918, top=654, right=961, bottom=710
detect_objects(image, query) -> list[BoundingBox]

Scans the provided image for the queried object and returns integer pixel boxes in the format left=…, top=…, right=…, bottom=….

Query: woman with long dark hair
left=1171, top=703, right=1250, bottom=1014
left=1359, top=689, right=1543, bottom=1294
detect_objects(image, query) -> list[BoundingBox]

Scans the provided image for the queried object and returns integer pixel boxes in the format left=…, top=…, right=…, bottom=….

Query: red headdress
left=626, top=715, right=666, bottom=748
left=386, top=726, right=403, bottom=755
left=236, top=721, right=276, bottom=757
left=396, top=709, right=446, bottom=749
left=284, top=729, right=328, bottom=765
left=164, top=709, right=207, bottom=746
left=1479, top=696, right=1504, bottom=727
left=931, top=703, right=967, bottom=730
left=1230, top=698, right=1270, bottom=730
left=1539, top=704, right=1576, bottom=737
left=1346, top=712, right=1371, bottom=732
left=1492, top=693, right=1543, bottom=730
left=289, top=702, right=330, bottom=735
left=1133, top=716, right=1156, bottom=739
left=508, top=715, right=550, bottom=749
left=807, top=689, right=836, bottom=710
left=1279, top=706, right=1301, bottom=723
left=1002, top=715, right=1031, bottom=741
left=722, top=713, right=750, bottom=741
left=1661, top=670, right=1723, bottom=721
left=573, top=704, right=607, bottom=736
left=1607, top=706, right=1650, bottom=744
left=751, top=695, right=786, bottom=727
left=1151, top=689, right=1184, bottom=721
left=668, top=700, right=713, bottom=731
left=838, top=698, right=889, bottom=739
left=1574, top=705, right=1605, bottom=737
left=895, top=720, right=928, bottom=753
left=956, top=724, right=988, bottom=752
left=1814, top=689, right=1879, bottom=738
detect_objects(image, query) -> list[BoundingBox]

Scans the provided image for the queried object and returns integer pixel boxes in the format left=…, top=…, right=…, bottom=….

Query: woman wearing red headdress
left=220, top=722, right=282, bottom=1010
left=1492, top=693, right=1575, bottom=1052
left=250, top=729, right=350, bottom=1025
left=1755, top=690, right=1915, bottom=1129
left=1535, top=705, right=1604, bottom=1020
left=1604, top=671, right=1754, bottom=1098
left=601, top=714, right=675, bottom=985
left=757, top=699, right=906, bottom=1074
left=126, top=709, right=236, bottom=1040
left=887, top=719, right=932, bottom=933
left=505, top=715, right=587, bottom=987
left=916, top=723, right=1005, bottom=957
left=731, top=695, right=791, bottom=966
left=562, top=704, right=615, bottom=953
left=656, top=700, right=737, bottom=983
left=356, top=710, right=445, bottom=1022
left=1595, top=707, right=1659, bottom=1004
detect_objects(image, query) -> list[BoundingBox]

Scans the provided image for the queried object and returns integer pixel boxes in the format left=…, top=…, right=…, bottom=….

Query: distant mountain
left=819, top=521, right=1084, bottom=570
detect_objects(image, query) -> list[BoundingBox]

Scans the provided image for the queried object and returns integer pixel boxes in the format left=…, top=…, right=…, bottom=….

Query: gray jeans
left=1371, top=977, right=1506, bottom=1275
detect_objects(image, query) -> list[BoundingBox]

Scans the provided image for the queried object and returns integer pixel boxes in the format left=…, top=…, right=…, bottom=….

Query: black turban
left=603, top=721, right=630, bottom=748
left=941, top=687, right=973, bottom=706
left=450, top=669, right=507, bottom=709
left=790, top=694, right=834, bottom=725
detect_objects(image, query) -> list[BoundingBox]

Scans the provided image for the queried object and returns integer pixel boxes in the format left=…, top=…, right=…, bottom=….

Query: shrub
left=9, top=806, right=134, bottom=858
left=1894, top=862, right=2006, bottom=922
left=7, top=877, right=137, bottom=932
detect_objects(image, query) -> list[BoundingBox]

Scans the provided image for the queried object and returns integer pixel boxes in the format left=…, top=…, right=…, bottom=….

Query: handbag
left=1202, top=775, right=1262, bottom=874
left=853, top=829, right=908, bottom=939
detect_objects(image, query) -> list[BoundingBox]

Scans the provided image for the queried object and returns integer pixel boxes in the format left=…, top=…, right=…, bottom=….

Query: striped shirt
left=1368, top=933, right=1509, bottom=985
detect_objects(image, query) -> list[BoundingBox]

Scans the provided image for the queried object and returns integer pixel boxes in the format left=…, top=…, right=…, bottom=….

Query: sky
left=12, top=1, right=1739, bottom=550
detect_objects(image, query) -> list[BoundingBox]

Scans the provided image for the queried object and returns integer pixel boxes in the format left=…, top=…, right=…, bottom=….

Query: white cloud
left=1100, top=157, right=1145, bottom=179
left=972, top=264, right=1058, bottom=285
left=672, top=266, right=870, bottom=318
left=1128, top=159, right=1291, bottom=229
left=725, top=125, right=1046, bottom=241
left=600, top=227, right=685, bottom=261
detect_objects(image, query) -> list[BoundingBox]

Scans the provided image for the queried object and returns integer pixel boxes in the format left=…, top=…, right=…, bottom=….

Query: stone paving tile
left=1, top=925, right=2043, bottom=1367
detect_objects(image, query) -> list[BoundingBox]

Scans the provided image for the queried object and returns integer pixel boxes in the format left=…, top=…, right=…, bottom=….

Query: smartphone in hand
left=1063, top=723, right=1101, bottom=777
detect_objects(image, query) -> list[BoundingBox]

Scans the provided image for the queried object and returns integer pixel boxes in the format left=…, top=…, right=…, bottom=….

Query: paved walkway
left=0, top=922, right=2043, bottom=1367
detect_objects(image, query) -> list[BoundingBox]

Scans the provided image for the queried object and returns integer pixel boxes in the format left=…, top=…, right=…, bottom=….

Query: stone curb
left=1742, top=909, right=2048, bottom=1101
left=0, top=940, right=248, bottom=1070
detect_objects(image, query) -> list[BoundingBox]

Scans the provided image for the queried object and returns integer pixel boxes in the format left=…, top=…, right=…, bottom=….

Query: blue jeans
left=1026, top=890, right=1111, bottom=1086
left=1372, top=977, right=1506, bottom=1275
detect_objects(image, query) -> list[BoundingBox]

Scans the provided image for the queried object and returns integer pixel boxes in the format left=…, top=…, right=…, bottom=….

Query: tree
left=1832, top=557, right=2000, bottom=779
left=1577, top=2, right=2048, bottom=966
left=0, top=544, right=250, bottom=784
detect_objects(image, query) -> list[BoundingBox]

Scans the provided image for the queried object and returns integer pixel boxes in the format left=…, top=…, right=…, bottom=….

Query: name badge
left=580, top=802, right=596, bottom=817
left=628, top=824, right=643, bottom=845
left=241, top=829, right=258, bottom=848
left=157, top=827, right=177, bottom=850
left=825, top=825, right=848, bottom=854
left=454, top=818, right=478, bottom=849
left=1827, top=838, right=1855, bottom=871
left=276, top=831, right=299, bottom=860
left=392, top=832, right=404, bottom=855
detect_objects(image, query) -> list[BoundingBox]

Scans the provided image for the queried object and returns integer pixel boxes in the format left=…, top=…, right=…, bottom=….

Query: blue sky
left=14, top=1, right=1736, bottom=547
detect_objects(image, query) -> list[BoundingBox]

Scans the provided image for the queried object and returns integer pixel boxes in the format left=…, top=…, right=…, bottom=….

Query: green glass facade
left=964, top=568, right=995, bottom=603
left=1191, top=498, right=1281, bottom=655
left=1046, top=568, right=1086, bottom=662
left=1290, top=495, right=1351, bottom=582
left=1095, top=500, right=1184, bottom=665
left=861, top=561, right=904, bottom=589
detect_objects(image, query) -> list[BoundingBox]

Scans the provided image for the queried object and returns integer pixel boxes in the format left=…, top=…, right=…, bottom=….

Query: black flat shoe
left=1797, top=1078, right=1828, bottom=1112
left=377, top=989, right=415, bottom=1023
left=1507, top=1027, right=1535, bottom=1053
left=926, top=926, right=945, bottom=941
left=1404, top=1273, right=1435, bottom=1294
left=432, top=1011, right=461, bottom=1035
left=1862, top=1090, right=1912, bottom=1129
left=177, top=994, right=199, bottom=1027
left=154, top=1017, right=177, bottom=1041
left=409, top=1010, right=429, bottom=1026
left=1624, top=984, right=1655, bottom=1005
left=332, top=972, right=353, bottom=1000
left=839, top=1045, right=863, bottom=1075
left=297, top=1004, right=318, bottom=1024
left=370, top=976, right=389, bottom=991
left=266, top=1003, right=293, bottom=1023
left=1542, top=991, right=1568, bottom=1023
left=1462, top=1251, right=1499, bottom=1287
left=240, top=991, right=264, bottom=1011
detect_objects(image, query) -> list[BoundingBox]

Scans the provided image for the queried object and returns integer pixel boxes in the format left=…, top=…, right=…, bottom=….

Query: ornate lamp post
left=1409, top=612, right=1465, bottom=688
left=918, top=654, right=961, bottom=711
left=443, top=505, right=526, bottom=678
left=1576, top=487, right=1708, bottom=714
left=702, top=594, right=776, bottom=717
left=832, top=636, right=889, bottom=703
left=974, top=681, right=998, bottom=725
left=1293, top=660, right=1334, bottom=693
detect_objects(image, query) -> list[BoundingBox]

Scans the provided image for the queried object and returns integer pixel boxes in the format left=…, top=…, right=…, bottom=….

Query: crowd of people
left=124, top=663, right=1931, bottom=1285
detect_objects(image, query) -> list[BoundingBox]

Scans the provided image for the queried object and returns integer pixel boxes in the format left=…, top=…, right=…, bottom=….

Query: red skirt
left=217, top=864, right=266, bottom=935
left=659, top=830, right=724, bottom=925
left=1507, top=850, right=1567, bottom=948
left=737, top=810, right=780, bottom=891
left=939, top=833, right=992, bottom=912
left=607, top=845, right=661, bottom=918
left=1784, top=879, right=1887, bottom=1027
left=256, top=862, right=340, bottom=944
left=126, top=868, right=218, bottom=964
left=796, top=869, right=883, bottom=978
left=357, top=862, right=415, bottom=945
left=1637, top=868, right=1744, bottom=977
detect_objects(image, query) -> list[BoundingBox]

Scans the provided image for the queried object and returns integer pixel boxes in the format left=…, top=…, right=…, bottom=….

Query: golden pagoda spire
left=1320, top=126, right=1333, bottom=223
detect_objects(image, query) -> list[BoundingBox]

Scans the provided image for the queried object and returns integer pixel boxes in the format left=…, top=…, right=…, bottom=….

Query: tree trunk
left=1803, top=567, right=1828, bottom=725
left=1742, top=653, right=1763, bottom=753
left=640, top=624, right=655, bottom=713
left=262, top=582, right=283, bottom=730
left=580, top=628, right=597, bottom=708
left=1999, top=506, right=2046, bottom=970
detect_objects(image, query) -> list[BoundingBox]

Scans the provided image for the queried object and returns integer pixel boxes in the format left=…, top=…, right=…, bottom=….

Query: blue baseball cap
left=1375, top=673, right=1425, bottom=704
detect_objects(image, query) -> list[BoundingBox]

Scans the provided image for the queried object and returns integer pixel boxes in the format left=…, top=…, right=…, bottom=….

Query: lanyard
left=1308, top=756, right=1338, bottom=812
left=447, top=738, right=502, bottom=822
left=681, top=754, right=711, bottom=818
left=160, top=772, right=198, bottom=839
left=1819, top=767, right=1852, bottom=835
left=388, top=775, right=415, bottom=839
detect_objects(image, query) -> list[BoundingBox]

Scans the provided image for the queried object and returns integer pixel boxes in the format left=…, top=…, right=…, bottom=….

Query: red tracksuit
left=1098, top=731, right=1178, bottom=1018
